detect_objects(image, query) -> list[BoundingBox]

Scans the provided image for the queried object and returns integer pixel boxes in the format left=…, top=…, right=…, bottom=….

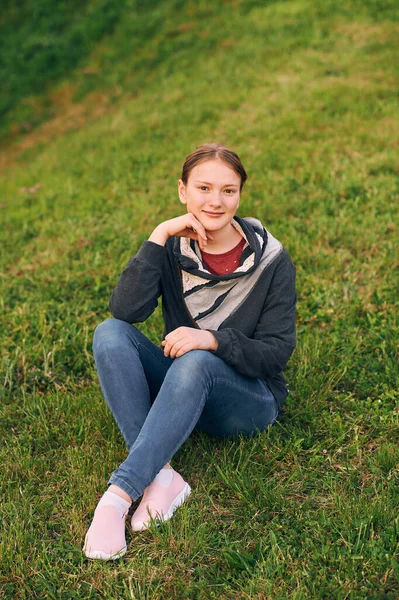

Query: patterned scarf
left=173, top=217, right=283, bottom=330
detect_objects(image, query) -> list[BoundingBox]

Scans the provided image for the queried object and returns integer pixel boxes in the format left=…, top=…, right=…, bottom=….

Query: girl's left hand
left=162, top=327, right=218, bottom=358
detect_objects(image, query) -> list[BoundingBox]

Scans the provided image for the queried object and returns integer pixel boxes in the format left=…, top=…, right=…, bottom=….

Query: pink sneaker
left=84, top=506, right=127, bottom=560
left=131, top=469, right=191, bottom=531
left=83, top=491, right=130, bottom=560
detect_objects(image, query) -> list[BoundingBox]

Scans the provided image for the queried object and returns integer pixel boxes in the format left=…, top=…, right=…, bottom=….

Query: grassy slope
left=1, top=0, right=398, bottom=598
left=0, top=0, right=128, bottom=137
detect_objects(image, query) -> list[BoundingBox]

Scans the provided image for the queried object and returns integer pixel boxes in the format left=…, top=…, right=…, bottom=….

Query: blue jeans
left=93, top=318, right=279, bottom=500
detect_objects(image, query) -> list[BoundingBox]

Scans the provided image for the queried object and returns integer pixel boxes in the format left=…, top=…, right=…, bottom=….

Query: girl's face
left=178, top=159, right=241, bottom=233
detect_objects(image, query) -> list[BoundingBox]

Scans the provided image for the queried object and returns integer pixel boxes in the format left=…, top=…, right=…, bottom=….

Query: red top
left=201, top=237, right=246, bottom=276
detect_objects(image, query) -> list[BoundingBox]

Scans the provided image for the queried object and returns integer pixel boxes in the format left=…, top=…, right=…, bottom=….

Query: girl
left=84, top=143, right=296, bottom=560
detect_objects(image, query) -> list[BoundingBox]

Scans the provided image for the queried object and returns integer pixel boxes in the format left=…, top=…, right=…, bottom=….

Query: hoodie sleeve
left=209, top=258, right=296, bottom=380
left=109, top=241, right=166, bottom=323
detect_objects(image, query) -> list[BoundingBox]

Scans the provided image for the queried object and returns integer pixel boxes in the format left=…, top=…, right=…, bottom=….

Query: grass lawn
left=1, top=0, right=398, bottom=598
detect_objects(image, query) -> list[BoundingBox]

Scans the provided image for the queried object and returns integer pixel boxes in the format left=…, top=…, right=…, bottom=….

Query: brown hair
left=181, top=143, right=248, bottom=191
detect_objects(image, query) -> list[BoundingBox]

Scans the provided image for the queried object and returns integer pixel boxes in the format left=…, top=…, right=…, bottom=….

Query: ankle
left=108, top=484, right=132, bottom=504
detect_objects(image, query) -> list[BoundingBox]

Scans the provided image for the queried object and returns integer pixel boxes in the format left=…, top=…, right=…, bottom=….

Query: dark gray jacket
left=109, top=217, right=296, bottom=407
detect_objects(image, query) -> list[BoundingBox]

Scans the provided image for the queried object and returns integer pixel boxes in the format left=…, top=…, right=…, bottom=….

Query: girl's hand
left=149, top=213, right=213, bottom=250
left=162, top=327, right=218, bottom=358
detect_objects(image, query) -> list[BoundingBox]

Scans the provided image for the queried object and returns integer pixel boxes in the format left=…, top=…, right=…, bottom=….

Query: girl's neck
left=203, top=222, right=243, bottom=255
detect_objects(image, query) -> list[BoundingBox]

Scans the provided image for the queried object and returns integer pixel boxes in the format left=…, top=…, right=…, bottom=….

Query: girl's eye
left=225, top=189, right=234, bottom=194
left=200, top=186, right=209, bottom=191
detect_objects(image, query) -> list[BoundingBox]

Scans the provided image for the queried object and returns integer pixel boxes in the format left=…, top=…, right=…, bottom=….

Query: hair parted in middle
left=181, top=143, right=248, bottom=191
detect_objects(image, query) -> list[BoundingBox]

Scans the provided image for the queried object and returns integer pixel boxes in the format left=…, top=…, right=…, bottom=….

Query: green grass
left=1, top=0, right=398, bottom=598
left=0, top=0, right=126, bottom=134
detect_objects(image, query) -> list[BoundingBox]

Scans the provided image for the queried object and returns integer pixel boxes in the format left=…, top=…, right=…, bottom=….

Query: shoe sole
left=131, top=482, right=191, bottom=531
left=83, top=536, right=127, bottom=561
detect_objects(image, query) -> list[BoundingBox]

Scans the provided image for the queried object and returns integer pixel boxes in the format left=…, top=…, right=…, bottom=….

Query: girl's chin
left=203, top=223, right=229, bottom=234
left=197, top=217, right=231, bottom=232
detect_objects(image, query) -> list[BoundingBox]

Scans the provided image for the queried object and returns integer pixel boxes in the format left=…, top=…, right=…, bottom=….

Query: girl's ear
left=178, top=179, right=187, bottom=204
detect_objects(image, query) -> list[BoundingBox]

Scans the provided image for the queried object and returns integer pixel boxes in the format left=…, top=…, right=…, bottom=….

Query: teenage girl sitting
left=84, top=143, right=296, bottom=560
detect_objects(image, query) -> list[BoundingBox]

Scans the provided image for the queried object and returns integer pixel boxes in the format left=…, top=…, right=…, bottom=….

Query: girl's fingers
left=168, top=337, right=189, bottom=358
left=163, top=337, right=180, bottom=357
left=164, top=332, right=193, bottom=358
left=163, top=337, right=177, bottom=356
left=174, top=343, right=193, bottom=358
left=189, top=217, right=208, bottom=241
left=171, top=340, right=192, bottom=358
left=165, top=214, right=214, bottom=245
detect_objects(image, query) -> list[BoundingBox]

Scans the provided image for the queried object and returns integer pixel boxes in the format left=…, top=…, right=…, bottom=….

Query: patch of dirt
left=0, top=84, right=123, bottom=172
left=276, top=73, right=301, bottom=85
left=333, top=21, right=399, bottom=47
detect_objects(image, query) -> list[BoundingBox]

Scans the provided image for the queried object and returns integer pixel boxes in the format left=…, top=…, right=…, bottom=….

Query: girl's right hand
left=148, top=213, right=212, bottom=250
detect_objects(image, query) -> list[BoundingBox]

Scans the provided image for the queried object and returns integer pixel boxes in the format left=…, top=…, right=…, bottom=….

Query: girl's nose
left=208, top=194, right=222, bottom=206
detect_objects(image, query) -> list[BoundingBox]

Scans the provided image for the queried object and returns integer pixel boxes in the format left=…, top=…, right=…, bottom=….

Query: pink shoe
left=131, top=469, right=191, bottom=531
left=83, top=491, right=130, bottom=560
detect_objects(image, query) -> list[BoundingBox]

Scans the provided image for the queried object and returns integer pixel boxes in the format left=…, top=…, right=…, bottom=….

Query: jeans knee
left=172, top=350, right=218, bottom=385
left=93, top=318, right=133, bottom=357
